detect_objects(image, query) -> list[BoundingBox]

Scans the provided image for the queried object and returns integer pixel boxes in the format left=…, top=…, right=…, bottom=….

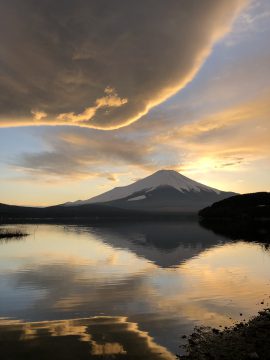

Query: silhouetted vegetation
left=0, top=227, right=28, bottom=239
left=179, top=308, right=270, bottom=360
left=199, top=192, right=270, bottom=220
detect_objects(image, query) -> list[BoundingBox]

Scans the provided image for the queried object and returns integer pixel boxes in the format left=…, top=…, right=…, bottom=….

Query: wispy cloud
left=10, top=129, right=156, bottom=181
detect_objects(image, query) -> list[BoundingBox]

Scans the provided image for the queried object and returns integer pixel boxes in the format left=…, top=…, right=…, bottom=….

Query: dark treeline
left=199, top=192, right=270, bottom=220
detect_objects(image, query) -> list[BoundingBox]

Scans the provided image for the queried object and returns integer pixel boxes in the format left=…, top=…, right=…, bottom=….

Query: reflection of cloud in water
left=10, top=262, right=156, bottom=319
left=0, top=317, right=175, bottom=360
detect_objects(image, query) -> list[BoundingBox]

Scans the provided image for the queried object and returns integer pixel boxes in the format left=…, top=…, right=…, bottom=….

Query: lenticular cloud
left=0, top=0, right=247, bottom=129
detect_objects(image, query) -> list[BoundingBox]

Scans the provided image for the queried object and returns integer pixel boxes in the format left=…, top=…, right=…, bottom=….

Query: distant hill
left=199, top=192, right=270, bottom=220
left=0, top=202, right=197, bottom=222
left=0, top=202, right=145, bottom=221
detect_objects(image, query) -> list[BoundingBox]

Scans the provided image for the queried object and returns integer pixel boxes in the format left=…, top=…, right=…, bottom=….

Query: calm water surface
left=0, top=221, right=269, bottom=359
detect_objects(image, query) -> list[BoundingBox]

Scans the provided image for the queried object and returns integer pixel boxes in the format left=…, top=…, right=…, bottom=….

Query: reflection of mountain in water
left=0, top=317, right=175, bottom=360
left=81, top=221, right=228, bottom=267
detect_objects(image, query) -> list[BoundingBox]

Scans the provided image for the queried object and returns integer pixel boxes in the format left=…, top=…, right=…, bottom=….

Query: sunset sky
left=0, top=0, right=269, bottom=206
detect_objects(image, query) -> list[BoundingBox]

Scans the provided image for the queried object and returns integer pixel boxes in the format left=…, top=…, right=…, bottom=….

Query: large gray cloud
left=0, top=0, right=247, bottom=129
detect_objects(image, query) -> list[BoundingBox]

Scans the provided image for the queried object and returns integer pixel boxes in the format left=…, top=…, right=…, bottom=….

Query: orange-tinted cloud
left=8, top=93, right=269, bottom=186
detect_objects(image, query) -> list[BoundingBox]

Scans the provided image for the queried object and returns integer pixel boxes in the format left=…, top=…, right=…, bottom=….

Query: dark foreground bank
left=179, top=308, right=270, bottom=360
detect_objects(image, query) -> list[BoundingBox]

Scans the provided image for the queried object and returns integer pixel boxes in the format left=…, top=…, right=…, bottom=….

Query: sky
left=0, top=0, right=269, bottom=206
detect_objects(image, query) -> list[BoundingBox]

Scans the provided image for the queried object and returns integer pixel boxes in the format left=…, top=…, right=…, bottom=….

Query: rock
left=248, top=352, right=259, bottom=359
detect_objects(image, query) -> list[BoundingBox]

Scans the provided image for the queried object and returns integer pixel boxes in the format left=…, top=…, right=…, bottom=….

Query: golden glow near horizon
left=0, top=0, right=269, bottom=205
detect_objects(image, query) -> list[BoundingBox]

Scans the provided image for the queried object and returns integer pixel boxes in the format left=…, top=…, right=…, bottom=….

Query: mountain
left=65, top=170, right=236, bottom=213
left=0, top=170, right=237, bottom=220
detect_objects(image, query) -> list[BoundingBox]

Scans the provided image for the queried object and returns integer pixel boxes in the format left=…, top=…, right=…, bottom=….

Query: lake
left=0, top=221, right=269, bottom=359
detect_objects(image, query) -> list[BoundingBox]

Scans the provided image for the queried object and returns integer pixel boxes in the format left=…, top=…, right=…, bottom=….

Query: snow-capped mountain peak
left=67, top=170, right=222, bottom=206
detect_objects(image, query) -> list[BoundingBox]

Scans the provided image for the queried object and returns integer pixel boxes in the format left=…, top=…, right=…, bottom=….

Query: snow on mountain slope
left=66, top=170, right=222, bottom=206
